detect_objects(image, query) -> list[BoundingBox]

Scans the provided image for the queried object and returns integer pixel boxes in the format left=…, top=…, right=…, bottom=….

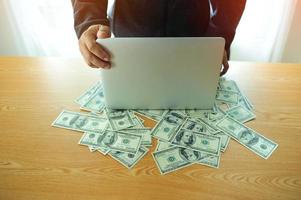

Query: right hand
left=79, top=24, right=111, bottom=69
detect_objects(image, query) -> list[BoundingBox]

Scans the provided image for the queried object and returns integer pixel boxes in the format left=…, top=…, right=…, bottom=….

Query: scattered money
left=52, top=110, right=108, bottom=133
left=109, top=146, right=149, bottom=169
left=52, top=77, right=278, bottom=174
left=135, top=109, right=168, bottom=121
left=79, top=132, right=111, bottom=154
left=226, top=105, right=255, bottom=123
left=151, top=110, right=187, bottom=141
left=216, top=90, right=239, bottom=104
left=96, top=130, right=142, bottom=154
left=152, top=146, right=194, bottom=174
left=105, top=109, right=135, bottom=130
left=170, top=129, right=221, bottom=156
left=75, top=81, right=102, bottom=106
left=80, top=86, right=105, bottom=113
left=216, top=116, right=278, bottom=159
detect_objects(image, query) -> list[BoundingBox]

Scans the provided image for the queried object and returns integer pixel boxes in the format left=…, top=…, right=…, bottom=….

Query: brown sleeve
left=71, top=0, right=110, bottom=39
left=205, top=0, right=246, bottom=57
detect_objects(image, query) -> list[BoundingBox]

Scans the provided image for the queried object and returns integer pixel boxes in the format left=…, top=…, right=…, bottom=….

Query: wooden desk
left=0, top=57, right=300, bottom=200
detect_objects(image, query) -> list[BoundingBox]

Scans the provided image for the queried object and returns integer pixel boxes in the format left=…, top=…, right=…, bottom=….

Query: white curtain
left=231, top=0, right=298, bottom=62
left=2, top=0, right=298, bottom=61
left=4, top=0, right=80, bottom=57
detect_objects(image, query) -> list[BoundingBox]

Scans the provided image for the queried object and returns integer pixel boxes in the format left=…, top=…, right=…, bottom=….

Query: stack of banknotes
left=52, top=78, right=278, bottom=175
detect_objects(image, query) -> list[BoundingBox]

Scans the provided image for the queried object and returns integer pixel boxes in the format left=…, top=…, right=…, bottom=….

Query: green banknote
left=170, top=129, right=221, bottom=156
left=216, top=116, right=278, bottom=159
left=106, top=109, right=135, bottom=130
left=97, top=130, right=142, bottom=154
left=152, top=110, right=187, bottom=141
left=52, top=110, right=108, bottom=133
left=75, top=81, right=102, bottom=106
left=226, top=105, right=256, bottom=123
left=109, top=146, right=149, bottom=169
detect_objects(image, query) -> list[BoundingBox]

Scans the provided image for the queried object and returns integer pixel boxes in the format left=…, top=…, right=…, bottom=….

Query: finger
left=79, top=42, right=111, bottom=69
left=97, top=25, right=111, bottom=39
left=220, top=51, right=229, bottom=76
left=85, top=32, right=111, bottom=62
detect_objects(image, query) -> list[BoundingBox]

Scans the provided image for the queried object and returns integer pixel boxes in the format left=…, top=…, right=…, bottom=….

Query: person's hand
left=220, top=50, right=229, bottom=76
left=79, top=24, right=111, bottom=69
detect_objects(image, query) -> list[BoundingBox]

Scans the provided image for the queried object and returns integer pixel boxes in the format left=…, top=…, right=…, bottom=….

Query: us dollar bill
left=80, top=86, right=105, bottom=113
left=219, top=78, right=240, bottom=94
left=182, top=119, right=229, bottom=152
left=226, top=105, right=255, bottom=123
left=155, top=140, right=174, bottom=152
left=215, top=132, right=230, bottom=152
left=170, top=129, right=221, bottom=156
left=96, top=130, right=142, bottom=154
left=153, top=146, right=220, bottom=174
left=88, top=145, right=110, bottom=154
left=151, top=110, right=187, bottom=141
left=75, top=81, right=102, bottom=106
left=185, top=109, right=212, bottom=119
left=216, top=116, right=278, bottom=159
left=52, top=110, right=108, bottom=133
left=121, top=128, right=152, bottom=146
left=135, top=109, right=168, bottom=121
left=109, top=146, right=149, bottom=169
left=78, top=132, right=111, bottom=154
left=105, top=109, right=135, bottom=130
left=152, top=147, right=194, bottom=174
left=182, top=118, right=219, bottom=134
left=195, top=152, right=220, bottom=168
left=130, top=114, right=145, bottom=128
left=216, top=90, right=239, bottom=104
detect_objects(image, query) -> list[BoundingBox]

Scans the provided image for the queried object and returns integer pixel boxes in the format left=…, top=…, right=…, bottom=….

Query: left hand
left=220, top=50, right=229, bottom=76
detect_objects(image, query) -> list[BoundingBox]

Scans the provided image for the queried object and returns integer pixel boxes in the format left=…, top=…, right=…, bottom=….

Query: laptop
left=97, top=37, right=225, bottom=109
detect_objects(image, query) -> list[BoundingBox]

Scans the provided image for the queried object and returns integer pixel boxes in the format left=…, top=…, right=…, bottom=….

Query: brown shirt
left=71, top=0, right=246, bottom=54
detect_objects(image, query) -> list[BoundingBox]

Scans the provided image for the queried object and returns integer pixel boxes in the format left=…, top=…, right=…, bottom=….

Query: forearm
left=71, top=0, right=109, bottom=38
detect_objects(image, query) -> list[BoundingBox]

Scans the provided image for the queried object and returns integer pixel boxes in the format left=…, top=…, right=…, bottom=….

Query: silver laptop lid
left=97, top=37, right=225, bottom=109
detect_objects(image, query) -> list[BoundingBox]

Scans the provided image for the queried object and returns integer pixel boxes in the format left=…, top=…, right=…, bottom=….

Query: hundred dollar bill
left=75, top=81, right=102, bottom=106
left=152, top=147, right=194, bottom=174
left=216, top=90, right=239, bottom=104
left=121, top=128, right=152, bottom=146
left=238, top=94, right=253, bottom=110
left=216, top=116, right=278, bottom=159
left=78, top=132, right=111, bottom=154
left=52, top=110, right=108, bottom=133
left=182, top=119, right=229, bottom=152
left=219, top=78, right=240, bottom=94
left=134, top=109, right=167, bottom=121
left=80, top=87, right=105, bottom=113
left=195, top=113, right=224, bottom=134
left=185, top=109, right=212, bottom=118
left=181, top=118, right=220, bottom=134
left=152, top=110, right=187, bottom=141
left=96, top=130, right=142, bottom=154
left=109, top=146, right=149, bottom=169
left=215, top=132, right=230, bottom=152
left=195, top=152, right=220, bottom=168
left=105, top=109, right=135, bottom=130
left=155, top=140, right=174, bottom=152
left=88, top=146, right=97, bottom=152
left=226, top=105, right=256, bottom=123
left=153, top=146, right=220, bottom=174
left=88, top=145, right=110, bottom=155
left=219, top=78, right=254, bottom=110
left=170, top=129, right=221, bottom=155
left=130, top=114, right=145, bottom=128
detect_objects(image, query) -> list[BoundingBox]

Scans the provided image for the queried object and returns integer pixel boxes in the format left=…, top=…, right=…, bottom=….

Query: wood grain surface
left=0, top=57, right=300, bottom=200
